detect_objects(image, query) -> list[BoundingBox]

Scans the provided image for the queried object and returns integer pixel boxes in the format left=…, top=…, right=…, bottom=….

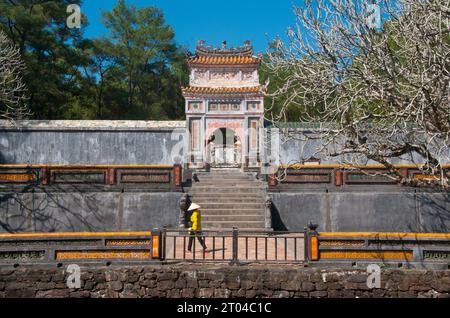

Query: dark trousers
left=188, top=231, right=207, bottom=251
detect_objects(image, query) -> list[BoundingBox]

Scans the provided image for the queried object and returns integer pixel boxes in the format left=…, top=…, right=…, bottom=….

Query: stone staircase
left=185, top=169, right=269, bottom=231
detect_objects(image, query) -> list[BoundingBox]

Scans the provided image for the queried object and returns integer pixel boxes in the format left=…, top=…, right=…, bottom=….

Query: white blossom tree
left=0, top=30, right=30, bottom=120
left=265, top=0, right=450, bottom=187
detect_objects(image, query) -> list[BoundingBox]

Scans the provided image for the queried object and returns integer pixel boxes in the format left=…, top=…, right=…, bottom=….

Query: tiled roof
left=182, top=86, right=263, bottom=94
left=188, top=56, right=260, bottom=65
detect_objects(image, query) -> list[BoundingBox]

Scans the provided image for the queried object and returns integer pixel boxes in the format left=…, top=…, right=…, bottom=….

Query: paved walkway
left=164, top=233, right=305, bottom=262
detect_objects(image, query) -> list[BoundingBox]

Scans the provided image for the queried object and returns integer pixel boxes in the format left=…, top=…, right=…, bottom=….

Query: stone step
left=202, top=209, right=265, bottom=215
left=196, top=173, right=254, bottom=179
left=188, top=193, right=265, bottom=199
left=192, top=198, right=263, bottom=204
left=197, top=173, right=253, bottom=177
left=197, top=179, right=257, bottom=184
left=186, top=188, right=266, bottom=194
left=189, top=185, right=266, bottom=190
left=203, top=221, right=266, bottom=229
left=187, top=169, right=267, bottom=230
left=208, top=169, right=247, bottom=173
left=197, top=203, right=265, bottom=209
left=192, top=180, right=265, bottom=185
left=192, top=181, right=266, bottom=187
left=203, top=215, right=263, bottom=222
left=195, top=176, right=261, bottom=181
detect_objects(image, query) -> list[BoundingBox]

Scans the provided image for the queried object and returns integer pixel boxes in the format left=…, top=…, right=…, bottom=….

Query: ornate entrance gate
left=209, top=128, right=241, bottom=167
left=182, top=40, right=264, bottom=170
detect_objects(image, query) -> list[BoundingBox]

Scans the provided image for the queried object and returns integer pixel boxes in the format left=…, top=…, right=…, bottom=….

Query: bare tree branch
left=0, top=29, right=30, bottom=122
left=265, top=0, right=450, bottom=188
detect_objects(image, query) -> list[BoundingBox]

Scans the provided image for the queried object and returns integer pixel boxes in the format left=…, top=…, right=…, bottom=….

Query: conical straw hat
left=187, top=203, right=201, bottom=211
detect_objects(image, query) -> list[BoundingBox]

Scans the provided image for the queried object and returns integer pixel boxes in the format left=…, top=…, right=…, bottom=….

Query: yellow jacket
left=190, top=210, right=201, bottom=231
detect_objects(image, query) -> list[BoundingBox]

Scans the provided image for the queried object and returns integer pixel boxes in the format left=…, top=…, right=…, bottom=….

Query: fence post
left=162, top=226, right=167, bottom=261
left=232, top=227, right=239, bottom=264
left=152, top=228, right=163, bottom=260
left=306, top=222, right=319, bottom=262
left=173, top=164, right=182, bottom=188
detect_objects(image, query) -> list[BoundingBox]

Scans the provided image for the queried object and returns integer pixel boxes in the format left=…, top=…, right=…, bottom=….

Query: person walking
left=186, top=203, right=208, bottom=253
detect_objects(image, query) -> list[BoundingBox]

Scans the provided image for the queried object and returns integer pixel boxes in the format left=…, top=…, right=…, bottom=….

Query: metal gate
left=162, top=228, right=305, bottom=263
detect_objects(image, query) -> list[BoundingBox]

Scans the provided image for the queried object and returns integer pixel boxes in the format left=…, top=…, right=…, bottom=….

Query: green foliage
left=0, top=0, right=88, bottom=119
left=0, top=0, right=188, bottom=120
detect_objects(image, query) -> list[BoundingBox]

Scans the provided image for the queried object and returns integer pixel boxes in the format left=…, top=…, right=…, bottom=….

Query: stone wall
left=0, top=192, right=182, bottom=233
left=0, top=265, right=448, bottom=298
left=0, top=120, right=185, bottom=165
left=270, top=191, right=450, bottom=232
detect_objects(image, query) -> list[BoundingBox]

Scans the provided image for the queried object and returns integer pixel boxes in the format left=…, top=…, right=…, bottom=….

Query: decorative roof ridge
left=195, top=40, right=253, bottom=57
left=187, top=55, right=261, bottom=65
left=181, top=86, right=264, bottom=94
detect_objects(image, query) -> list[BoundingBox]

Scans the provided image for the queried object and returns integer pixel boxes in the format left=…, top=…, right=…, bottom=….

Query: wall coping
left=0, top=120, right=186, bottom=131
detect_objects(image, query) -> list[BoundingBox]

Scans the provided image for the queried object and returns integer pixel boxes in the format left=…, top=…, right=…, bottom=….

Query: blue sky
left=81, top=0, right=298, bottom=54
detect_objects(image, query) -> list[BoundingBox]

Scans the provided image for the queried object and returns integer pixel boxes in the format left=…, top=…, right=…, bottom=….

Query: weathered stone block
left=315, top=282, right=327, bottom=291
left=347, top=274, right=368, bottom=283
left=157, top=272, right=178, bottom=281
left=108, top=281, right=123, bottom=291
left=166, top=289, right=181, bottom=298
left=128, top=274, right=139, bottom=283
left=157, top=280, right=175, bottom=290
left=293, top=291, right=309, bottom=297
left=264, top=279, right=281, bottom=290
left=223, top=275, right=241, bottom=290
left=51, top=273, right=65, bottom=283
left=327, top=282, right=342, bottom=290
left=175, top=279, right=187, bottom=289
left=198, top=280, right=209, bottom=288
left=198, top=288, right=215, bottom=298
left=5, top=282, right=28, bottom=290
left=140, top=279, right=156, bottom=288
left=35, top=290, right=68, bottom=298
left=431, top=277, right=450, bottom=293
left=231, top=289, right=247, bottom=298
left=186, top=277, right=198, bottom=288
left=301, top=282, right=315, bottom=292
left=343, top=282, right=359, bottom=290
left=245, top=290, right=256, bottom=298
left=240, top=280, right=254, bottom=290
left=273, top=290, right=290, bottom=298
left=310, top=291, right=327, bottom=298
left=36, top=282, right=56, bottom=290
left=327, top=290, right=342, bottom=298
left=69, top=291, right=91, bottom=298
left=105, top=271, right=118, bottom=282
left=214, top=289, right=231, bottom=298
left=342, top=290, right=355, bottom=298
left=398, top=291, right=417, bottom=298
left=181, top=288, right=195, bottom=298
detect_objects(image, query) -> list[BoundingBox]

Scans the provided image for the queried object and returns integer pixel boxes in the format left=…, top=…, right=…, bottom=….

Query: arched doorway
left=207, top=128, right=241, bottom=168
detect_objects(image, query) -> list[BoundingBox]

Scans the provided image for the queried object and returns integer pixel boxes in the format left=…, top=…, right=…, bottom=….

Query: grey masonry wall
left=0, top=121, right=442, bottom=165
left=0, top=121, right=186, bottom=165
left=0, top=265, right=449, bottom=298
left=0, top=121, right=449, bottom=234
left=270, top=191, right=450, bottom=232
left=277, top=129, right=429, bottom=165
left=0, top=192, right=182, bottom=233
left=0, top=121, right=186, bottom=233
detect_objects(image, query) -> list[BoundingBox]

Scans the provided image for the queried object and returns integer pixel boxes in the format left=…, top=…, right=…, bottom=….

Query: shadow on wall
left=270, top=203, right=289, bottom=232
left=412, top=191, right=450, bottom=233
left=0, top=184, right=112, bottom=233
